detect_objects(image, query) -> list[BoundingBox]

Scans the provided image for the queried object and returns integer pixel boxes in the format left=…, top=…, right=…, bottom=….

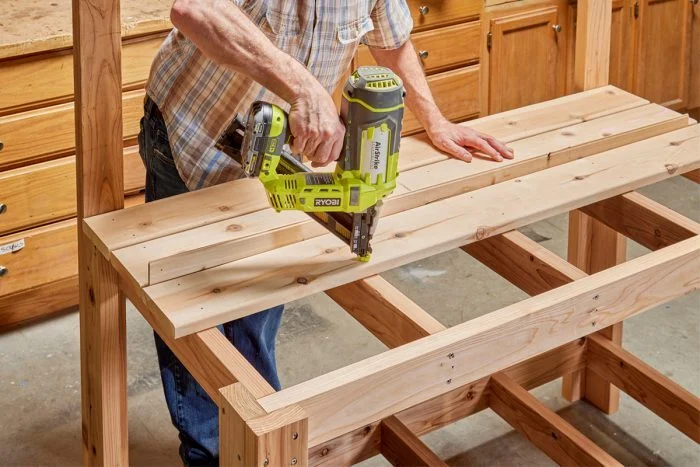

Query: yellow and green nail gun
left=216, top=66, right=405, bottom=261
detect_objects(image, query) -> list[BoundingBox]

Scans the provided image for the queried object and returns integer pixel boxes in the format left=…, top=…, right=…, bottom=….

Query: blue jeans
left=138, top=97, right=284, bottom=466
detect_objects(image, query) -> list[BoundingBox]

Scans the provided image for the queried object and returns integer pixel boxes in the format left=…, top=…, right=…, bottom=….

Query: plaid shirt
left=146, top=0, right=413, bottom=191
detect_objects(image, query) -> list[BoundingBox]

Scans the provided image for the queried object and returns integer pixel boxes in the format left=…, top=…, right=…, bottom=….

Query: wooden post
left=563, top=0, right=623, bottom=413
left=220, top=384, right=308, bottom=467
left=73, top=0, right=127, bottom=464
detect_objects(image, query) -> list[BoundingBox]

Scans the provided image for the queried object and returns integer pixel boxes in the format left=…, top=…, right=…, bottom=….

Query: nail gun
left=216, top=66, right=405, bottom=261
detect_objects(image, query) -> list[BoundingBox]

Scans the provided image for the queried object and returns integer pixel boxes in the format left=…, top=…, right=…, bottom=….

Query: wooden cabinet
left=483, top=3, right=568, bottom=114
left=690, top=0, right=700, bottom=111
left=630, top=0, right=693, bottom=109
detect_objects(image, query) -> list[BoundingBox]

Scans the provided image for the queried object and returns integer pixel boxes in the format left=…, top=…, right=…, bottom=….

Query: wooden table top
left=0, top=0, right=172, bottom=60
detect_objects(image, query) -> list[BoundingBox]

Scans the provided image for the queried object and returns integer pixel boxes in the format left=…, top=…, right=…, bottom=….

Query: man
left=140, top=0, right=514, bottom=464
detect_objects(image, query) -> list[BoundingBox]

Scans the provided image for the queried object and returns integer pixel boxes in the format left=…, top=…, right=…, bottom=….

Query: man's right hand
left=288, top=83, right=345, bottom=168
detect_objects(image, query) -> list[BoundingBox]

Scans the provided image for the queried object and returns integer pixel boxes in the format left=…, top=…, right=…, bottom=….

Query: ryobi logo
left=314, top=198, right=341, bottom=207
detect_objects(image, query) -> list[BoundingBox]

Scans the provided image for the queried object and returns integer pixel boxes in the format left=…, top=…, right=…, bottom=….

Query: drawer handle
left=418, top=50, right=429, bottom=60
left=0, top=204, right=6, bottom=215
left=419, top=5, right=430, bottom=15
left=0, top=266, right=7, bottom=277
left=552, top=24, right=562, bottom=33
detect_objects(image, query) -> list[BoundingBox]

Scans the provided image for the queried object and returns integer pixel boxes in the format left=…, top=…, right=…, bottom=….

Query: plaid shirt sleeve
left=361, top=0, right=413, bottom=49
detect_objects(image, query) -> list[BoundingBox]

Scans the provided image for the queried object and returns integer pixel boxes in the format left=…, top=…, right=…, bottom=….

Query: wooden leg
left=80, top=239, right=128, bottom=465
left=563, top=210, right=625, bottom=413
left=220, top=383, right=308, bottom=467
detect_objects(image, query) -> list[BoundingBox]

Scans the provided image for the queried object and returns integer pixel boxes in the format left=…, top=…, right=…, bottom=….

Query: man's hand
left=288, top=83, right=345, bottom=168
left=426, top=118, right=514, bottom=163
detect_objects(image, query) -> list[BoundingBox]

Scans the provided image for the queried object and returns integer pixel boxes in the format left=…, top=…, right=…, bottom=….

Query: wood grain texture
left=402, top=65, right=480, bottom=134
left=327, top=275, right=446, bottom=349
left=84, top=86, right=647, bottom=258
left=220, top=383, right=308, bottom=467
left=380, top=416, right=447, bottom=466
left=258, top=236, right=699, bottom=446
left=0, top=276, right=78, bottom=330
left=581, top=192, right=700, bottom=251
left=690, top=1, right=700, bottom=109
left=115, top=101, right=680, bottom=288
left=406, top=0, right=481, bottom=32
left=587, top=333, right=700, bottom=442
left=356, top=22, right=480, bottom=75
left=464, top=230, right=586, bottom=296
left=574, top=0, right=612, bottom=91
left=0, top=89, right=143, bottom=171
left=490, top=373, right=622, bottom=466
left=146, top=125, right=700, bottom=337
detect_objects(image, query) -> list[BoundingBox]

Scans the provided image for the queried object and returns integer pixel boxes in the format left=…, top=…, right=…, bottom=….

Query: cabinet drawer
left=0, top=220, right=77, bottom=298
left=357, top=22, right=481, bottom=75
left=0, top=147, right=145, bottom=235
left=402, top=65, right=480, bottom=134
left=0, top=89, right=144, bottom=171
left=0, top=34, right=166, bottom=116
left=406, top=0, right=481, bottom=32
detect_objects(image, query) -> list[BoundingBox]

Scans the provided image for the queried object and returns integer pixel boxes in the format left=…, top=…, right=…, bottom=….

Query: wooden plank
left=73, top=0, right=127, bottom=464
left=683, top=169, right=700, bottom=183
left=145, top=125, right=699, bottom=338
left=310, top=340, right=587, bottom=466
left=464, top=231, right=587, bottom=296
left=84, top=86, right=648, bottom=257
left=117, top=102, right=685, bottom=287
left=326, top=276, right=446, bottom=349
left=581, top=192, right=700, bottom=251
left=258, top=236, right=698, bottom=446
left=380, top=416, right=447, bottom=467
left=490, top=373, right=622, bottom=466
left=587, top=333, right=700, bottom=442
left=0, top=276, right=78, bottom=330
left=574, top=0, right=612, bottom=91
left=0, top=89, right=143, bottom=171
left=220, top=383, right=308, bottom=467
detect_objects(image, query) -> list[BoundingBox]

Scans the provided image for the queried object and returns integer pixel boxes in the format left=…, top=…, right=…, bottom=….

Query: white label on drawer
left=0, top=239, right=24, bottom=255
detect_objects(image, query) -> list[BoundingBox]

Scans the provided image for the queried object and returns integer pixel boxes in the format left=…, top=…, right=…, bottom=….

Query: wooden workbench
left=72, top=0, right=700, bottom=465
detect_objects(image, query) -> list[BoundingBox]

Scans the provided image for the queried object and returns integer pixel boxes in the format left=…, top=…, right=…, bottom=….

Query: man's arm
left=370, top=41, right=514, bottom=162
left=170, top=0, right=343, bottom=166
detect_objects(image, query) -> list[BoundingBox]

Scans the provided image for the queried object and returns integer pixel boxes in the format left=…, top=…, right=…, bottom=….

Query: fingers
left=443, top=140, right=473, bottom=162
left=458, top=133, right=503, bottom=162
left=480, top=132, right=515, bottom=159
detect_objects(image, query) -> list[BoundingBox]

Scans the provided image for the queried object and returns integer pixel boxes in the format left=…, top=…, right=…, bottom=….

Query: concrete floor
left=1, top=177, right=699, bottom=466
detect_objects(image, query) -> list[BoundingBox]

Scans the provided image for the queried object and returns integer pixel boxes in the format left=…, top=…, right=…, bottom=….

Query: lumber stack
left=83, top=86, right=700, bottom=465
left=0, top=0, right=172, bottom=328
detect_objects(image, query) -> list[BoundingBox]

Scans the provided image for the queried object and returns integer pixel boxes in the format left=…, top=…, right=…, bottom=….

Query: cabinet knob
left=419, top=5, right=430, bottom=15
left=0, top=203, right=6, bottom=215
left=418, top=50, right=429, bottom=59
left=552, top=24, right=562, bottom=33
left=0, top=266, right=7, bottom=277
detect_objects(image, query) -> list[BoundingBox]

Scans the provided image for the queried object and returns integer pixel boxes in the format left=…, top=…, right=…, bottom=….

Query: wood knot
left=466, top=391, right=474, bottom=401
left=227, top=224, right=242, bottom=232
left=574, top=175, right=586, bottom=181
left=507, top=120, right=518, bottom=126
left=321, top=448, right=330, bottom=456
left=601, top=131, right=613, bottom=137
left=88, top=287, right=95, bottom=305
left=561, top=130, right=575, bottom=137
left=363, top=426, right=372, bottom=436
left=296, top=277, right=309, bottom=285
left=324, top=248, right=335, bottom=254
left=394, top=232, right=407, bottom=238
left=212, top=287, right=222, bottom=294
left=219, top=205, right=231, bottom=212
left=139, top=221, right=151, bottom=227
left=475, top=227, right=489, bottom=240
left=669, top=140, right=682, bottom=146
left=665, top=164, right=678, bottom=175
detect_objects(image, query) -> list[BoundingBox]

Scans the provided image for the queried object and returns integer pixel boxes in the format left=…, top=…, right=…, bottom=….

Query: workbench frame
left=74, top=0, right=699, bottom=465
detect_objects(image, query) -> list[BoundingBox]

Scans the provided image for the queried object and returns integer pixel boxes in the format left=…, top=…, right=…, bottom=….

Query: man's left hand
left=426, top=118, right=514, bottom=163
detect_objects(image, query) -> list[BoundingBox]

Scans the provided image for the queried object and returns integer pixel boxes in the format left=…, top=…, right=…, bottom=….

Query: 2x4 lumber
left=586, top=333, right=700, bottom=443
left=115, top=102, right=687, bottom=288
left=574, top=0, right=612, bottom=91
left=220, top=383, right=308, bottom=467
left=84, top=85, right=648, bottom=258
left=380, top=416, right=448, bottom=467
left=118, top=276, right=274, bottom=401
left=463, top=231, right=587, bottom=296
left=580, top=192, right=700, bottom=251
left=73, top=0, right=126, bottom=464
left=489, top=373, right=622, bottom=466
left=258, top=236, right=699, bottom=446
left=310, top=341, right=587, bottom=466
left=147, top=125, right=700, bottom=338
left=326, top=276, right=446, bottom=349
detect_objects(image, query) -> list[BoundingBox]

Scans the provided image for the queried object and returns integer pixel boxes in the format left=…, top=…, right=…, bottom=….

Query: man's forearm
left=369, top=40, right=445, bottom=131
left=170, top=0, right=315, bottom=103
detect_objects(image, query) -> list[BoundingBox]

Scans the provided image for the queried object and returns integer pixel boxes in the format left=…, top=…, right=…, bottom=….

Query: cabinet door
left=487, top=7, right=566, bottom=113
left=632, top=0, right=692, bottom=109
left=689, top=0, right=699, bottom=110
